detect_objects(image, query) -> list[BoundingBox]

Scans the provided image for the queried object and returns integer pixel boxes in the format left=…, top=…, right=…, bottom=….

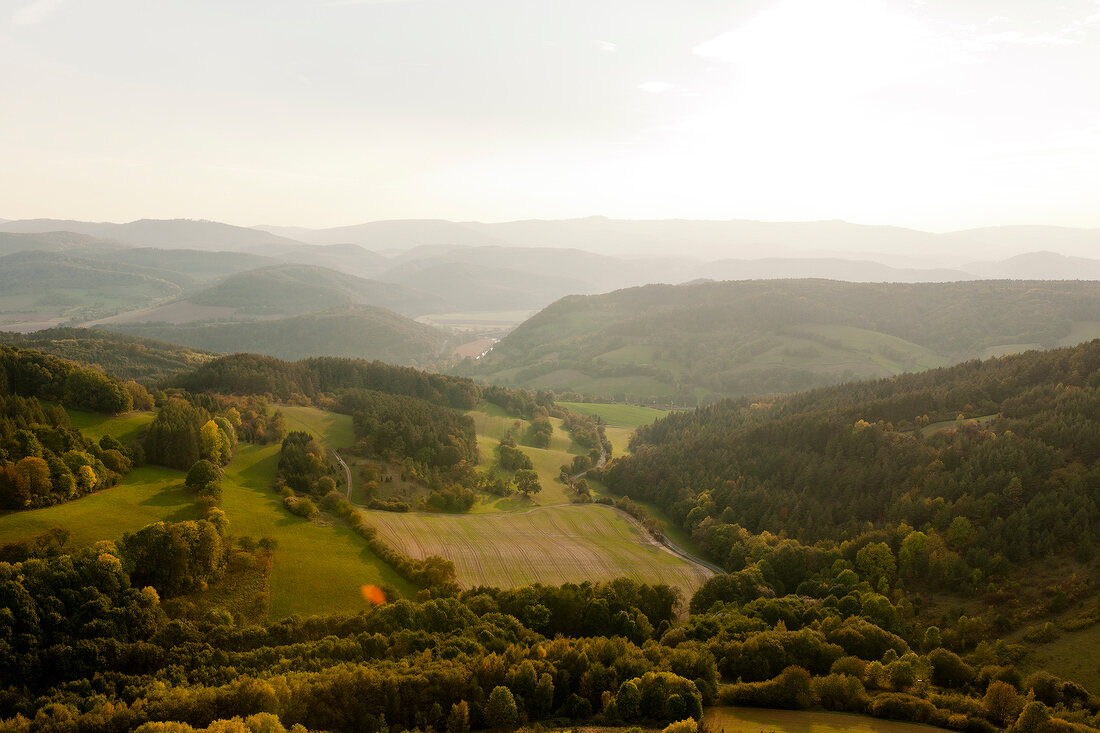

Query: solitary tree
left=514, top=468, right=542, bottom=497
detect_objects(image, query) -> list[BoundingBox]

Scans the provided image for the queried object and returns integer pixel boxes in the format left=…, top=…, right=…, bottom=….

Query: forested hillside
left=604, top=340, right=1100, bottom=606
left=106, top=305, right=452, bottom=366
left=0, top=345, right=146, bottom=510
left=463, top=279, right=1100, bottom=404
left=0, top=328, right=216, bottom=382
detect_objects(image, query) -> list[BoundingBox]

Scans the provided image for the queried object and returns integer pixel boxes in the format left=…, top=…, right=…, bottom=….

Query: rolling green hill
left=461, top=279, right=1100, bottom=404
left=186, top=263, right=444, bottom=317
left=105, top=304, right=453, bottom=366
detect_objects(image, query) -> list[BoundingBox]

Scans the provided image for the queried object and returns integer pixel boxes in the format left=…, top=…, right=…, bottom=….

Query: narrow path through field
left=333, top=452, right=352, bottom=498
left=657, top=530, right=725, bottom=574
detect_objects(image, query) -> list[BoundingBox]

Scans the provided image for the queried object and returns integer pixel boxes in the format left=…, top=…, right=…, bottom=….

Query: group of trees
left=341, top=389, right=478, bottom=469
left=560, top=410, right=609, bottom=462
left=276, top=431, right=331, bottom=494
left=527, top=406, right=553, bottom=448
left=497, top=437, right=532, bottom=472
left=120, top=518, right=229, bottom=598
left=144, top=398, right=238, bottom=471
left=0, top=394, right=136, bottom=509
left=483, top=385, right=552, bottom=419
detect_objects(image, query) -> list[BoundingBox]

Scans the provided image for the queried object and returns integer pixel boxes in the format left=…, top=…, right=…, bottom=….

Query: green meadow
left=556, top=401, right=670, bottom=428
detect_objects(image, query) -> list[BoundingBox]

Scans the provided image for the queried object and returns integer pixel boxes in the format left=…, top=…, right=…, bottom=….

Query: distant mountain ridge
left=3, top=216, right=1100, bottom=353
left=0, top=218, right=303, bottom=252
left=255, top=216, right=1100, bottom=261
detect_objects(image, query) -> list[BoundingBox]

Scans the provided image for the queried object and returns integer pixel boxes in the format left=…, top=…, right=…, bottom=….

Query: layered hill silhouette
left=3, top=216, right=1100, bottom=369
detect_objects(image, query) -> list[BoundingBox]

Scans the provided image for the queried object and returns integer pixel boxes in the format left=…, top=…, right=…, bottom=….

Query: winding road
left=333, top=451, right=353, bottom=499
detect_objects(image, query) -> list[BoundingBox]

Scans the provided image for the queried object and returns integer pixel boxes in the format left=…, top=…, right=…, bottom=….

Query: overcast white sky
left=2, top=0, right=1098, bottom=230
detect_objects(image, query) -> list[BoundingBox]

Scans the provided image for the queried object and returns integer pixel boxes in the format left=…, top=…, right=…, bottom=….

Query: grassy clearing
left=603, top=426, right=635, bottom=457
left=65, top=408, right=155, bottom=444
left=1059, top=320, right=1100, bottom=346
left=0, top=465, right=197, bottom=548
left=705, top=706, right=949, bottom=733
left=467, top=406, right=586, bottom=511
left=557, top=402, right=670, bottom=429
left=467, top=401, right=524, bottom=441
left=10, top=404, right=413, bottom=619
left=277, top=404, right=355, bottom=449
left=920, top=413, right=999, bottom=436
left=361, top=503, right=712, bottom=594
left=219, top=442, right=416, bottom=619
left=1020, top=623, right=1100, bottom=694
left=415, top=310, right=536, bottom=333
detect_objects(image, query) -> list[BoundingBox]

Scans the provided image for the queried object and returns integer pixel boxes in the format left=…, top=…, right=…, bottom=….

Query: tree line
left=173, top=354, right=481, bottom=410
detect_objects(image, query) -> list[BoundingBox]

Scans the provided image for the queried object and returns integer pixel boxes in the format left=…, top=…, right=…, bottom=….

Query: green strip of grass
left=277, top=404, right=355, bottom=448
left=65, top=408, right=155, bottom=444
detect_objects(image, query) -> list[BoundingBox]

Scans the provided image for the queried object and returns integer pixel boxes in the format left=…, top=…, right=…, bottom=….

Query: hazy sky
left=2, top=0, right=1098, bottom=230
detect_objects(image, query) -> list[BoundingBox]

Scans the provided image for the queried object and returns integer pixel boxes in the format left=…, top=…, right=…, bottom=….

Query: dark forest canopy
left=2, top=546, right=1098, bottom=733
left=603, top=339, right=1100, bottom=588
left=340, top=389, right=479, bottom=468
left=463, top=278, right=1100, bottom=404
left=0, top=343, right=136, bottom=414
left=172, top=353, right=482, bottom=409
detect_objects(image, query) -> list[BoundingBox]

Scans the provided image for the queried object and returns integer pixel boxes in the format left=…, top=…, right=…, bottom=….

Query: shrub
left=1023, top=671, right=1062, bottom=707
left=869, top=693, right=945, bottom=726
left=283, top=495, right=318, bottom=519
left=983, top=680, right=1022, bottom=727
left=812, top=673, right=868, bottom=712
left=718, top=666, right=813, bottom=710
left=928, top=648, right=975, bottom=688
left=830, top=656, right=867, bottom=679
left=1012, top=701, right=1050, bottom=733
left=661, top=719, right=698, bottom=733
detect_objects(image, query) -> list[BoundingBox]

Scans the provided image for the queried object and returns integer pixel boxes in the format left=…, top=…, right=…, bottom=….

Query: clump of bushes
left=283, top=495, right=318, bottom=519
left=718, top=666, right=813, bottom=710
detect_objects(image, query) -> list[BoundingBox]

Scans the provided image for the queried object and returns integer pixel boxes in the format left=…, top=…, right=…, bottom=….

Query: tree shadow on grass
left=234, top=450, right=279, bottom=486
left=137, top=485, right=189, bottom=507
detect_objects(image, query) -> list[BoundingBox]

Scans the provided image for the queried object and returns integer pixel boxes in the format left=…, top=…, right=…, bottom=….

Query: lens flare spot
left=361, top=584, right=386, bottom=605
